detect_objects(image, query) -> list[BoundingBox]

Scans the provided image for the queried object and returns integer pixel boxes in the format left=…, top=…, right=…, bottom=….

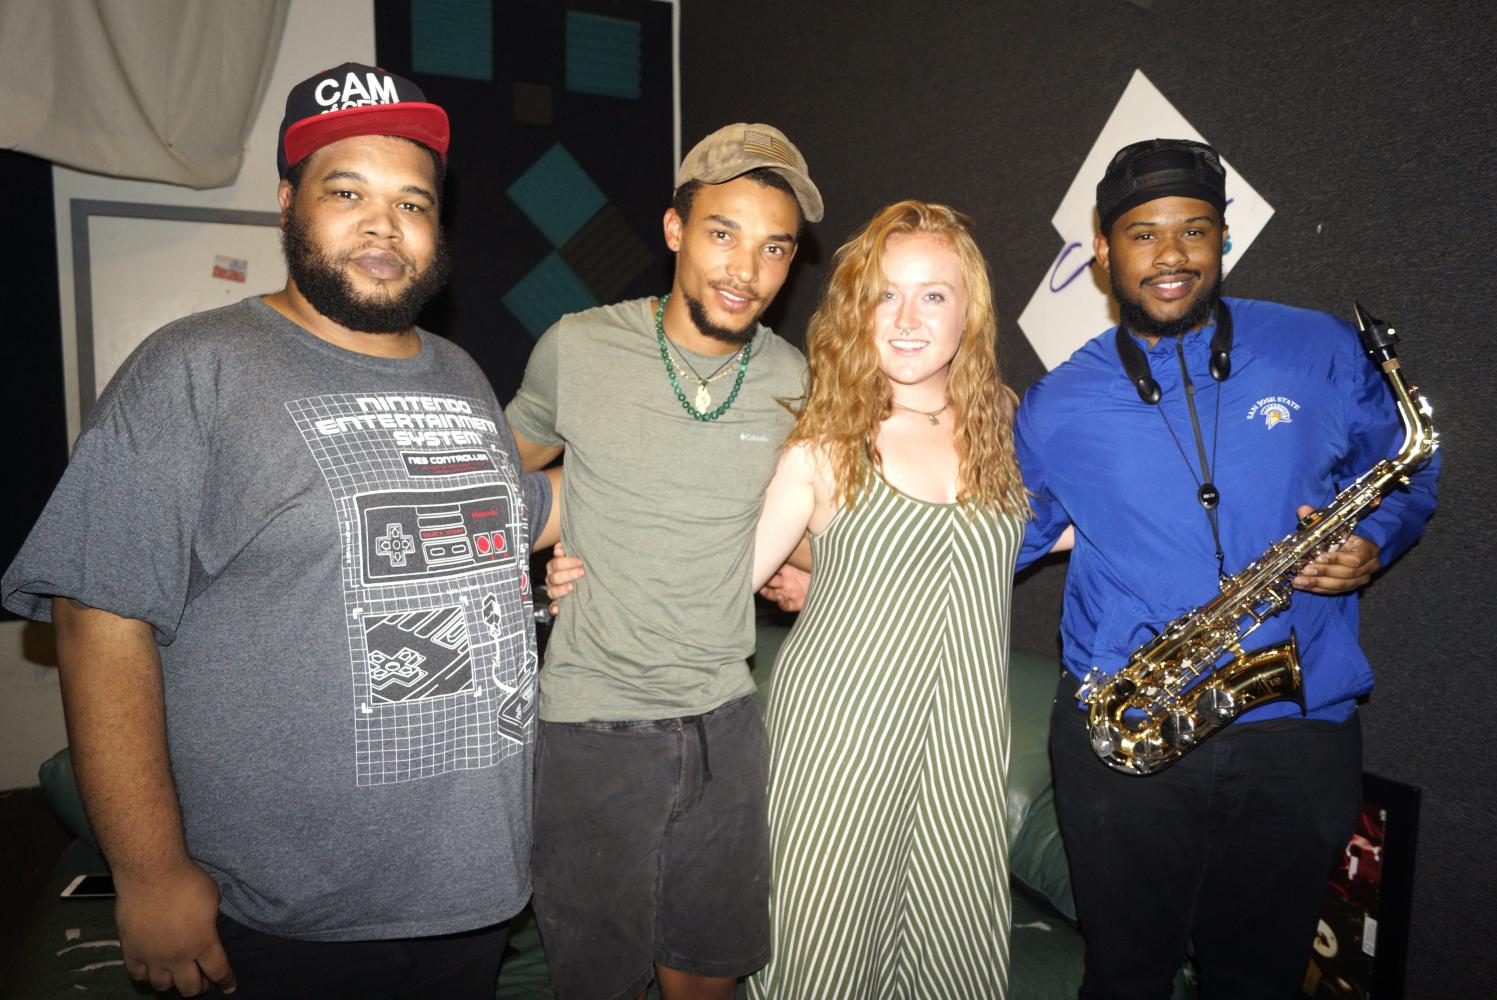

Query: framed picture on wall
left=1301, top=772, right=1420, bottom=1000
left=71, top=199, right=285, bottom=422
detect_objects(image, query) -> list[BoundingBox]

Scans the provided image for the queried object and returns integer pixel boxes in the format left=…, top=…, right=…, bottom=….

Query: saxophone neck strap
left=1114, top=300, right=1233, bottom=580
left=1114, top=299, right=1234, bottom=404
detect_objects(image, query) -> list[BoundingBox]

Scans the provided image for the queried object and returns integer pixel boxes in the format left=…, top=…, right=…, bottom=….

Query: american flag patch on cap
left=742, top=129, right=798, bottom=170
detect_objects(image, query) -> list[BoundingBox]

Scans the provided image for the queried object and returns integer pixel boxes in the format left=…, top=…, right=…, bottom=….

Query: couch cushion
left=750, top=622, right=787, bottom=704
left=1007, top=648, right=1077, bottom=922
left=38, top=748, right=98, bottom=850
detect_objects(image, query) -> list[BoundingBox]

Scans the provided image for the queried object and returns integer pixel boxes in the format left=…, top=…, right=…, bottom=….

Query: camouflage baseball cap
left=676, top=123, right=823, bottom=223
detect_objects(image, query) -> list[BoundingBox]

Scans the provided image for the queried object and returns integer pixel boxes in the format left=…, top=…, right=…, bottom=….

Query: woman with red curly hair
left=747, top=201, right=1062, bottom=999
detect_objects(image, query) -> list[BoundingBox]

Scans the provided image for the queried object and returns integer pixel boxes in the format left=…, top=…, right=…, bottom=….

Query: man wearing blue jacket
left=1014, top=139, right=1439, bottom=998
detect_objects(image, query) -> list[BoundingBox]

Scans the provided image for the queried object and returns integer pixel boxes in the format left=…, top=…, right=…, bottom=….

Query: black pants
left=531, top=694, right=771, bottom=1000
left=1049, top=673, right=1361, bottom=1000
left=213, top=914, right=509, bottom=999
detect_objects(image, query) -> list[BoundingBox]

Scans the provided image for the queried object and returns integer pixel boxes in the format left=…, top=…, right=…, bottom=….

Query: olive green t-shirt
left=507, top=298, right=805, bottom=721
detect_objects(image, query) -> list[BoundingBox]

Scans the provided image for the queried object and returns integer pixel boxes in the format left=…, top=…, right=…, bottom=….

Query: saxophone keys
left=1195, top=686, right=1237, bottom=722
left=1131, top=737, right=1167, bottom=773
left=1077, top=668, right=1107, bottom=701
left=1160, top=710, right=1196, bottom=749
left=1089, top=722, right=1123, bottom=758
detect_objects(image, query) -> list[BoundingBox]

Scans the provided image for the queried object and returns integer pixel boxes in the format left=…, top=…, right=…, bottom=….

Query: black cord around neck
left=1114, top=301, right=1233, bottom=579
left=1114, top=300, right=1233, bottom=403
left=1161, top=338, right=1226, bottom=578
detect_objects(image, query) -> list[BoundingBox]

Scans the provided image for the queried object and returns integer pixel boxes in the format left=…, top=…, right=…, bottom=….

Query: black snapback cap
left=1096, top=138, right=1227, bottom=235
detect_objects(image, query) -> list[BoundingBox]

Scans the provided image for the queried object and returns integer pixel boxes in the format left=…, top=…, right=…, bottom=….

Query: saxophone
left=1082, top=303, right=1438, bottom=775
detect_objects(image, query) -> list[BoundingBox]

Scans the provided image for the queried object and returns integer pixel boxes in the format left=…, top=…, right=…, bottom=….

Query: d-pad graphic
left=374, top=522, right=416, bottom=567
left=368, top=646, right=428, bottom=684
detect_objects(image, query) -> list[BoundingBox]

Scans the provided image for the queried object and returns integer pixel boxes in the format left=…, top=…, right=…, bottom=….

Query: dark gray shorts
left=531, top=693, right=771, bottom=1000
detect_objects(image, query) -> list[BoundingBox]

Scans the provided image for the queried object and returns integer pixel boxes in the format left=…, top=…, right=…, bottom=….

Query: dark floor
left=0, top=787, right=72, bottom=979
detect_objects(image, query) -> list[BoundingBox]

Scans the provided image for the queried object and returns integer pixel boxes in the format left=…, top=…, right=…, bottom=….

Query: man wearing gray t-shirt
left=4, top=64, right=557, bottom=998
left=506, top=123, right=822, bottom=1000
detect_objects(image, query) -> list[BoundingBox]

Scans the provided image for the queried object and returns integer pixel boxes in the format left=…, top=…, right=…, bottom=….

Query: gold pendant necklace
left=655, top=294, right=754, bottom=422
left=671, top=350, right=742, bottom=413
left=891, top=401, right=949, bottom=425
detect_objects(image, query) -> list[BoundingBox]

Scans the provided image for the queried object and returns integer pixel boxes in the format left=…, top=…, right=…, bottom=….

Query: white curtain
left=0, top=0, right=290, bottom=189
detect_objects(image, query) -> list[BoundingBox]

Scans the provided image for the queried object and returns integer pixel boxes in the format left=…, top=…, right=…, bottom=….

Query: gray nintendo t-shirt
left=507, top=298, right=804, bottom=722
left=4, top=297, right=550, bottom=941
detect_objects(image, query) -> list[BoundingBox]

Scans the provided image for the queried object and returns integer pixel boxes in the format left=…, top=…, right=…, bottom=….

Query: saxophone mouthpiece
left=1353, top=301, right=1400, bottom=365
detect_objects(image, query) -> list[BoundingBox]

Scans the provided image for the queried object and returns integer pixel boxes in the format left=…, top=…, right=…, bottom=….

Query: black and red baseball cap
left=277, top=62, right=449, bottom=177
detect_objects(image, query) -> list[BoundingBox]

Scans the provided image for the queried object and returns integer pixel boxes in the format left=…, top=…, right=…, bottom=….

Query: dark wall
left=683, top=0, right=1494, bottom=992
left=1, top=150, right=68, bottom=615
left=375, top=0, right=676, bottom=405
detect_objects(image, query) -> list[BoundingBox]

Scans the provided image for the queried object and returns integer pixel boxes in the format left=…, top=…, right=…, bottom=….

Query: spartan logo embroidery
left=1245, top=395, right=1302, bottom=428
left=1261, top=404, right=1293, bottom=429
left=742, top=129, right=797, bottom=169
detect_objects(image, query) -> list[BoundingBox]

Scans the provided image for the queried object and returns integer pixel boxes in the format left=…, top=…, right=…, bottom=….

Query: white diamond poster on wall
left=1017, top=69, right=1275, bottom=371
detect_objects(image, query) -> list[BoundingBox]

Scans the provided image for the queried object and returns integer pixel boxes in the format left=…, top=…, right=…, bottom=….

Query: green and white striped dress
left=748, top=470, right=1022, bottom=1000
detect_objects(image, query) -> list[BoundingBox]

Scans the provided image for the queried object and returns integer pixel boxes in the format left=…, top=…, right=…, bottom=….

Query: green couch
left=10, top=631, right=1105, bottom=998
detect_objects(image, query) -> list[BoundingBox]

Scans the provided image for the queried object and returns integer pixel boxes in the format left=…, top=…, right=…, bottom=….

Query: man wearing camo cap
left=507, top=122, right=822, bottom=1000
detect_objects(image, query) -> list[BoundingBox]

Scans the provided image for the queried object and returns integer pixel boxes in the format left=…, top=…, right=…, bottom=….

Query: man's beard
left=1113, top=269, right=1223, bottom=340
left=685, top=289, right=758, bottom=346
left=281, top=212, right=451, bottom=334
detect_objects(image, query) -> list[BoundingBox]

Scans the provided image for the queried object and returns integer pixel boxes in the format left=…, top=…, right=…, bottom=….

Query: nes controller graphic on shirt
left=288, top=392, right=537, bottom=785
left=359, top=483, right=515, bottom=583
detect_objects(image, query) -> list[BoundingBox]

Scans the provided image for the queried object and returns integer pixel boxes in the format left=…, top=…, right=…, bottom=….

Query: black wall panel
left=375, top=0, right=676, bottom=406
left=1, top=150, right=67, bottom=618
left=682, top=0, right=1494, bottom=991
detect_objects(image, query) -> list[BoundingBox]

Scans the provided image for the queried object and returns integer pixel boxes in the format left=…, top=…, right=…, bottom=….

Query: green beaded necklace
left=654, top=293, right=753, bottom=421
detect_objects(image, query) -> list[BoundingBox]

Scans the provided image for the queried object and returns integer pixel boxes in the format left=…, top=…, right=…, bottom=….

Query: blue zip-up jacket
left=1015, top=297, right=1440, bottom=723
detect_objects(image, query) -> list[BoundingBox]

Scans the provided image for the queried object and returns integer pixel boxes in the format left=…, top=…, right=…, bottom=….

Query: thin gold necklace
left=890, top=400, right=949, bottom=425
left=667, top=344, right=743, bottom=411
left=654, top=294, right=752, bottom=421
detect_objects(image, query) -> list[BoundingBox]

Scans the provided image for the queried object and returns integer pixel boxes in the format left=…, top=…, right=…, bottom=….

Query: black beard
left=281, top=212, right=451, bottom=334
left=1113, top=269, right=1223, bottom=340
left=685, top=290, right=757, bottom=346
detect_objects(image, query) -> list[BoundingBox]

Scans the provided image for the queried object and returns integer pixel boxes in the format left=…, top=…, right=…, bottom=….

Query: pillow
left=38, top=747, right=100, bottom=850
left=1006, top=648, right=1077, bottom=922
